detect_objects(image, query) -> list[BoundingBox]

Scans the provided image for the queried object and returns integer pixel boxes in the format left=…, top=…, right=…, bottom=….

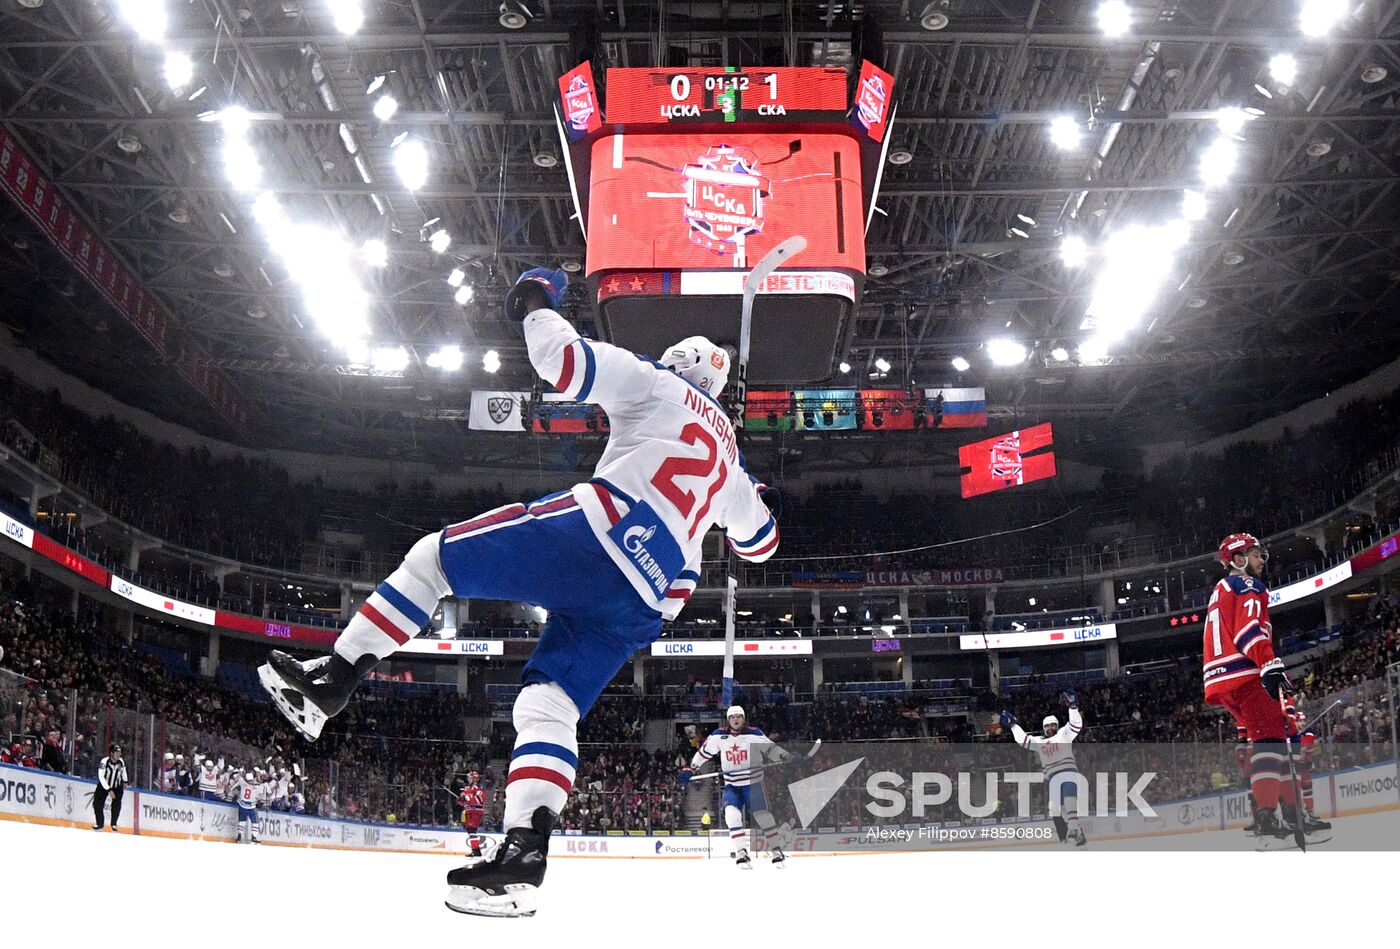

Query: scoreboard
left=603, top=67, right=850, bottom=125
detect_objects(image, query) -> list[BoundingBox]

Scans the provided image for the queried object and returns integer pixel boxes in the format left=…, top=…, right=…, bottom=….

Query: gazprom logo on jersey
left=608, top=499, right=683, bottom=598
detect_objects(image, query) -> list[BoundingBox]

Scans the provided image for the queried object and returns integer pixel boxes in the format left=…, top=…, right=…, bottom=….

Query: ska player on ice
left=1203, top=532, right=1314, bottom=841
left=679, top=705, right=792, bottom=868
left=259, top=267, right=779, bottom=917
left=1001, top=690, right=1086, bottom=846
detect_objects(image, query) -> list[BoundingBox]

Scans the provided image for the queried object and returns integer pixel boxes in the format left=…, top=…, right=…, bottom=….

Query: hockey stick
left=722, top=235, right=807, bottom=709
left=1277, top=693, right=1308, bottom=852
left=687, top=738, right=823, bottom=782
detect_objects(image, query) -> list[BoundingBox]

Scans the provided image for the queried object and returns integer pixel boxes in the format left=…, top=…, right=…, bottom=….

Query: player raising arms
left=679, top=705, right=789, bottom=868
left=1202, top=533, right=1297, bottom=841
left=1001, top=689, right=1086, bottom=846
left=259, top=268, right=778, bottom=917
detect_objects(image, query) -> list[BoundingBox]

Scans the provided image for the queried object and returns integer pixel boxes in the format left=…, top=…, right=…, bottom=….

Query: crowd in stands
left=5, top=370, right=1400, bottom=609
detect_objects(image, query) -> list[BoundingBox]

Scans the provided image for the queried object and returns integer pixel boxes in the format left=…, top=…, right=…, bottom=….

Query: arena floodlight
left=117, top=0, right=168, bottom=42
left=951, top=356, right=971, bottom=372
left=427, top=345, right=464, bottom=372
left=344, top=339, right=370, bottom=366
left=482, top=350, right=501, bottom=373
left=372, top=94, right=398, bottom=121
left=447, top=268, right=465, bottom=287
left=1181, top=189, right=1209, bottom=222
left=163, top=51, right=193, bottom=90
left=1051, top=347, right=1070, bottom=362
left=361, top=239, right=388, bottom=268
left=1269, top=53, right=1299, bottom=86
left=371, top=346, right=410, bottom=373
left=429, top=229, right=451, bottom=254
left=393, top=138, right=429, bottom=192
left=987, top=339, right=1027, bottom=366
left=1060, top=235, right=1089, bottom=268
left=329, top=0, right=365, bottom=35
left=1096, top=1, right=1131, bottom=37
left=1214, top=106, right=1250, bottom=137
left=219, top=105, right=253, bottom=138
left=453, top=285, right=474, bottom=305
left=1049, top=115, right=1082, bottom=150
left=1078, top=337, right=1110, bottom=364
left=223, top=140, right=261, bottom=193
left=1300, top=0, right=1347, bottom=38
left=1198, top=138, right=1238, bottom=188
left=874, top=357, right=892, bottom=373
left=838, top=361, right=852, bottom=373
left=366, top=75, right=387, bottom=95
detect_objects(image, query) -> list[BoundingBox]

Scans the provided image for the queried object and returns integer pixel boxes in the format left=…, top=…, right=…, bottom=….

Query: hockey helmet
left=660, top=336, right=730, bottom=398
left=1218, top=532, right=1266, bottom=568
left=1042, top=715, right=1059, bottom=735
left=164, top=752, right=175, bottom=761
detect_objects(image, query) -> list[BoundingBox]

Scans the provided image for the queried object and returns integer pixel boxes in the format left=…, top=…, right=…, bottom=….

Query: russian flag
left=926, top=387, right=987, bottom=428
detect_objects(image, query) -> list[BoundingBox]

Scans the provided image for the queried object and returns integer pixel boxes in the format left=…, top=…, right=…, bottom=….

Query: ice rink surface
left=3, top=810, right=1397, bottom=946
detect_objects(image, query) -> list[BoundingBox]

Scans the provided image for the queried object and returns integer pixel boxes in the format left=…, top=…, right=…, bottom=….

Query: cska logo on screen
left=681, top=145, right=767, bottom=255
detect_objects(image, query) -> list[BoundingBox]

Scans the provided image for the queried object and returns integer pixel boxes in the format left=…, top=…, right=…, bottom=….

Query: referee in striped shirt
left=93, top=744, right=129, bottom=832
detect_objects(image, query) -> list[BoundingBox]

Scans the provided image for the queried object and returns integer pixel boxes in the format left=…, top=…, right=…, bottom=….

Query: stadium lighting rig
left=1269, top=53, right=1300, bottom=86
left=163, top=50, right=193, bottom=90
left=361, top=239, right=388, bottom=268
left=426, top=346, right=464, bottom=372
left=986, top=339, right=1027, bottom=366
left=1180, top=189, right=1209, bottom=222
left=950, top=356, right=970, bottom=372
left=371, top=345, right=410, bottom=373
left=393, top=138, right=430, bottom=192
left=482, top=350, right=502, bottom=373
left=327, top=0, right=365, bottom=35
left=1049, top=115, right=1083, bottom=150
left=373, top=94, right=399, bottom=121
left=1300, top=0, right=1348, bottom=37
left=1059, top=235, right=1089, bottom=268
left=1096, top=1, right=1131, bottom=37
left=116, top=0, right=168, bottom=42
left=1198, top=138, right=1239, bottom=189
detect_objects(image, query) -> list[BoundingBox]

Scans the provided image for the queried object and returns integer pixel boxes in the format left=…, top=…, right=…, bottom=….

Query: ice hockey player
left=259, top=267, right=779, bottom=916
left=159, top=752, right=178, bottom=793
left=233, top=770, right=262, bottom=844
left=459, top=771, right=489, bottom=858
left=1286, top=704, right=1331, bottom=833
left=1202, top=533, right=1298, bottom=840
left=679, top=705, right=789, bottom=868
left=1001, top=689, right=1086, bottom=846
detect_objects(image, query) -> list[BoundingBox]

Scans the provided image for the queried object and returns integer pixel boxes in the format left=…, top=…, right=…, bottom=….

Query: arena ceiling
left=1, top=1, right=1398, bottom=474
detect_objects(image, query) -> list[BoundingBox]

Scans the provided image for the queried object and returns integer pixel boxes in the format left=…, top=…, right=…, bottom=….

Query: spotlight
left=868, top=263, right=889, bottom=277
left=373, top=94, right=398, bottom=121
left=366, top=75, right=387, bottom=95
left=560, top=260, right=582, bottom=273
left=393, top=138, right=429, bottom=191
left=1050, top=347, right=1069, bottom=362
left=483, top=350, right=501, bottom=373
left=429, top=229, right=451, bottom=254
left=1214, top=106, right=1250, bottom=136
left=1269, top=53, right=1299, bottom=86
left=1181, top=189, right=1208, bottom=221
left=116, top=0, right=167, bottom=41
left=1059, top=235, right=1089, bottom=268
left=839, top=361, right=852, bottom=373
left=874, top=357, right=892, bottom=373
left=1016, top=213, right=1037, bottom=227
left=532, top=152, right=559, bottom=168
left=1009, top=226, right=1030, bottom=240
left=888, top=148, right=914, bottom=165
left=1361, top=64, right=1388, bottom=84
left=1049, top=116, right=1082, bottom=150
left=1096, top=1, right=1131, bottom=37
left=1198, top=137, right=1238, bottom=188
left=919, top=1, right=951, bottom=30
left=426, top=345, right=464, bottom=371
left=447, top=268, right=465, bottom=287
left=361, top=239, right=388, bottom=268
left=371, top=345, right=409, bottom=373
left=1300, top=0, right=1347, bottom=38
left=499, top=1, right=530, bottom=29
left=329, top=0, right=364, bottom=35
left=1078, top=338, right=1110, bottom=364
left=163, top=51, right=193, bottom=90
left=951, top=356, right=970, bottom=372
left=453, top=285, right=474, bottom=305
left=987, top=339, right=1026, bottom=366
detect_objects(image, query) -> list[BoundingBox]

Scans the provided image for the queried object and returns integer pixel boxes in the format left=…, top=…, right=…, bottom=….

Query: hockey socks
left=504, top=683, right=579, bottom=830
left=336, top=533, right=450, bottom=664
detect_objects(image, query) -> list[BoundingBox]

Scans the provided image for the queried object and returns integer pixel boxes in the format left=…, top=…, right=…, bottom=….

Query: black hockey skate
left=1069, top=827, right=1088, bottom=848
left=770, top=848, right=787, bottom=868
left=1297, top=808, right=1332, bottom=833
left=445, top=807, right=553, bottom=918
left=734, top=848, right=753, bottom=870
left=1249, top=808, right=1292, bottom=840
left=258, top=651, right=376, bottom=741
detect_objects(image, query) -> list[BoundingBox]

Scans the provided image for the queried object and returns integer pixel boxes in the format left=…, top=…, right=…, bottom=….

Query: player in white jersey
left=1001, top=688, right=1087, bottom=846
left=196, top=758, right=221, bottom=800
left=260, top=268, right=778, bottom=917
left=680, top=706, right=790, bottom=868
left=232, top=771, right=263, bottom=844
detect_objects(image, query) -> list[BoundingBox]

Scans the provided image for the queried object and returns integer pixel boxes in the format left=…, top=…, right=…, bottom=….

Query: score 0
left=668, top=73, right=780, bottom=100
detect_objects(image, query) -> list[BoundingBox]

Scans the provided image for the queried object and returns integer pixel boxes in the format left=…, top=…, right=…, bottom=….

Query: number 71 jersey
left=525, top=309, right=779, bottom=619
left=1202, top=574, right=1277, bottom=702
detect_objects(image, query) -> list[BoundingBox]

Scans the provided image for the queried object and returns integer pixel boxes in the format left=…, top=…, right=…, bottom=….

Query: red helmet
left=467, top=771, right=480, bottom=784
left=1218, top=532, right=1263, bottom=568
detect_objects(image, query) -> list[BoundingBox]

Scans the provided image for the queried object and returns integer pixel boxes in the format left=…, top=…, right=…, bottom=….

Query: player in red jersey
left=459, top=772, right=488, bottom=858
left=1202, top=532, right=1297, bottom=840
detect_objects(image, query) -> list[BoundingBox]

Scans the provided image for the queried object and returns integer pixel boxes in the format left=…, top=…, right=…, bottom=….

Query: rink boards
left=2, top=760, right=1396, bottom=855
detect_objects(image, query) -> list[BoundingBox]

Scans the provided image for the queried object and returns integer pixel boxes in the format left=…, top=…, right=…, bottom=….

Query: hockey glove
left=1060, top=688, right=1078, bottom=709
left=504, top=267, right=567, bottom=321
left=1260, top=658, right=1293, bottom=700
left=999, top=709, right=1016, bottom=731
left=678, top=767, right=694, bottom=789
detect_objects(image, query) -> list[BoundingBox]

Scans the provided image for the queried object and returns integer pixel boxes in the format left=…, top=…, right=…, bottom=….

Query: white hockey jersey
left=1011, top=706, right=1083, bottom=778
left=524, top=309, right=779, bottom=619
left=233, top=775, right=262, bottom=810
left=690, top=726, right=786, bottom=787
